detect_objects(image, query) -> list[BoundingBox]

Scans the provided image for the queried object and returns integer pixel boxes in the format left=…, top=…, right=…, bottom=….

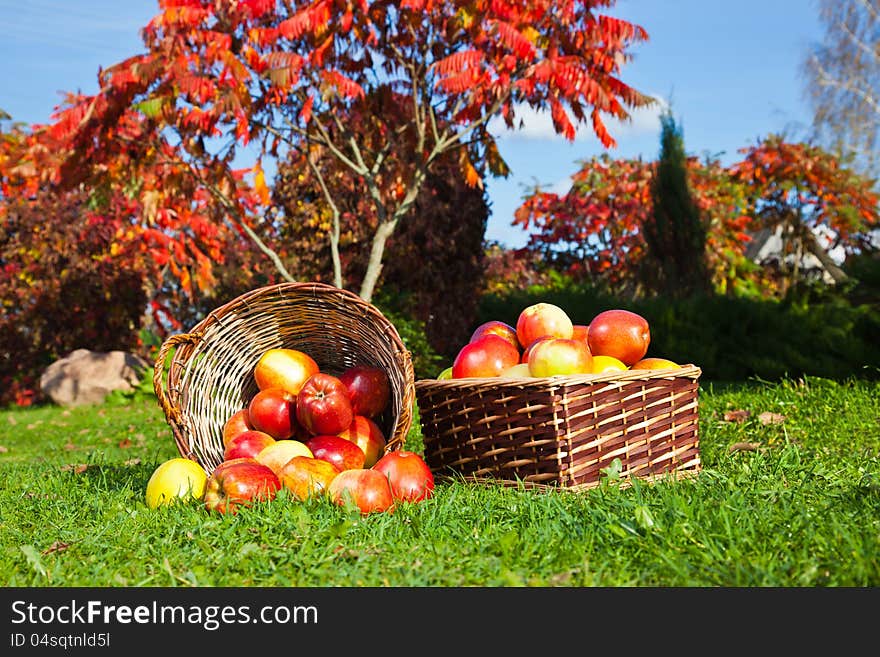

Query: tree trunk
left=804, top=228, right=849, bottom=283
left=358, top=219, right=398, bottom=302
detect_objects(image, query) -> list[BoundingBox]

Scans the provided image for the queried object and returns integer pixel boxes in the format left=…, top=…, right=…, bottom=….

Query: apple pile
left=197, top=347, right=434, bottom=515
left=438, top=303, right=683, bottom=379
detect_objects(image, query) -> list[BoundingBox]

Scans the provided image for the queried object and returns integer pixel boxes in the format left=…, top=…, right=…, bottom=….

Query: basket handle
left=153, top=332, right=200, bottom=424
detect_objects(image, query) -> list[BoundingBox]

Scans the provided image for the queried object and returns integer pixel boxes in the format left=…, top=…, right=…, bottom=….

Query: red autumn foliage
left=513, top=135, right=878, bottom=298
left=0, top=186, right=151, bottom=406
left=8, top=0, right=651, bottom=306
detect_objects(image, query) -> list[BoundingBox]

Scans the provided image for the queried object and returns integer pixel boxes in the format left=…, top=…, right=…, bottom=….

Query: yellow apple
left=499, top=362, right=533, bottom=378
left=255, top=439, right=314, bottom=476
left=145, top=458, right=208, bottom=509
left=253, top=348, right=320, bottom=395
left=591, top=355, right=628, bottom=374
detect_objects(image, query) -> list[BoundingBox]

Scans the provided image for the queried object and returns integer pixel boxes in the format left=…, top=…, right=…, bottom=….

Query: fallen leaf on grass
left=758, top=412, right=786, bottom=425
left=723, top=409, right=751, bottom=423
left=63, top=442, right=76, bottom=451
left=118, top=438, right=133, bottom=449
left=43, top=541, right=70, bottom=555
left=7, top=415, right=17, bottom=425
left=729, top=442, right=763, bottom=453
left=60, top=464, right=88, bottom=474
left=124, top=458, right=141, bottom=466
left=0, top=445, right=8, bottom=453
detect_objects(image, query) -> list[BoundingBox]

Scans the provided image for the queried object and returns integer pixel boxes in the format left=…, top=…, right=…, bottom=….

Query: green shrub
left=372, top=288, right=445, bottom=380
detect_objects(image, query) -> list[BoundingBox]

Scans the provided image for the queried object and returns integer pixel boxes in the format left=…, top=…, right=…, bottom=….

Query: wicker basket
left=414, top=365, right=701, bottom=491
left=153, top=281, right=416, bottom=473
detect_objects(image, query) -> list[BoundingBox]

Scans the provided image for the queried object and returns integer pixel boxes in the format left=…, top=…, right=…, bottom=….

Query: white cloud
left=489, top=95, right=669, bottom=143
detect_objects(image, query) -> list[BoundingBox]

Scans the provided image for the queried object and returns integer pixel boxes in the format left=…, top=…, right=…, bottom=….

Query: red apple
left=372, top=450, right=435, bottom=503
left=305, top=434, right=367, bottom=472
left=470, top=320, right=521, bottom=352
left=248, top=387, right=298, bottom=440
left=528, top=337, right=593, bottom=377
left=327, top=468, right=395, bottom=514
left=203, top=458, right=281, bottom=514
left=222, top=409, right=253, bottom=448
left=587, top=309, right=651, bottom=366
left=277, top=455, right=341, bottom=501
left=520, top=336, right=551, bottom=364
left=296, top=373, right=355, bottom=436
left=338, top=365, right=391, bottom=419
left=572, top=324, right=590, bottom=343
left=452, top=334, right=520, bottom=379
left=337, top=415, right=386, bottom=468
left=224, top=430, right=276, bottom=461
left=516, top=302, right=574, bottom=348
left=253, top=348, right=320, bottom=395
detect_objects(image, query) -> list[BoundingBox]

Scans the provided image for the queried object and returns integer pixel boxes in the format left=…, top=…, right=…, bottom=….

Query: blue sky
left=0, top=0, right=824, bottom=248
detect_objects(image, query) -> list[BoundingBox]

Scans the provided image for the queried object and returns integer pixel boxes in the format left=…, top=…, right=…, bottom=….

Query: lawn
left=1, top=376, right=878, bottom=587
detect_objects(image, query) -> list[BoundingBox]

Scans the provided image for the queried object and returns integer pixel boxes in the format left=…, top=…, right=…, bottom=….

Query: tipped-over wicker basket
left=415, top=365, right=702, bottom=491
left=153, top=281, right=416, bottom=473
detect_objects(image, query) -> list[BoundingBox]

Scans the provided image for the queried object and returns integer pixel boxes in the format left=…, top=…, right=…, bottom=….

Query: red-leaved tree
left=16, top=0, right=652, bottom=303
left=730, top=135, right=880, bottom=294
left=515, top=135, right=879, bottom=299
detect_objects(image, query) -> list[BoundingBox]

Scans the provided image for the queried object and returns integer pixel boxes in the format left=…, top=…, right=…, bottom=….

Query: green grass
left=1, top=377, right=878, bottom=587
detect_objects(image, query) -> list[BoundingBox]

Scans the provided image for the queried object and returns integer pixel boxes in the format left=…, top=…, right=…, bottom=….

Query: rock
left=40, top=349, right=151, bottom=407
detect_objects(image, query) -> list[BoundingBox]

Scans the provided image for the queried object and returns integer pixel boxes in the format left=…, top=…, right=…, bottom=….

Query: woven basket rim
left=415, top=364, right=701, bottom=388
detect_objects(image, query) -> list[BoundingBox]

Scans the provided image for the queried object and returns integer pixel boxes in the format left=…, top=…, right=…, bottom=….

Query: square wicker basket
left=414, top=365, right=702, bottom=491
left=153, top=282, right=416, bottom=473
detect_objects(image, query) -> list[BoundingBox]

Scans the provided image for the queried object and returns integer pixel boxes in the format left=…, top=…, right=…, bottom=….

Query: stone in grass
left=39, top=349, right=150, bottom=407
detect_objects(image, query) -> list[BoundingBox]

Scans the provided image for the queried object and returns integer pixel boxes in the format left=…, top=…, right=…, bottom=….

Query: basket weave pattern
left=154, top=282, right=416, bottom=473
left=415, top=365, right=701, bottom=490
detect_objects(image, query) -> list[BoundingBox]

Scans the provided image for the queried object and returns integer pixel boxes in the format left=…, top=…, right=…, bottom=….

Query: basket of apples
left=414, top=302, right=702, bottom=491
left=152, top=282, right=430, bottom=514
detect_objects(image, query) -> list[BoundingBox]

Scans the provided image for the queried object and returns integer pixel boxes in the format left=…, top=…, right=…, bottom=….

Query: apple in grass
left=222, top=409, right=253, bottom=448
left=515, top=302, right=573, bottom=348
left=255, top=439, right=313, bottom=476
left=338, top=365, right=391, bottom=419
left=203, top=458, right=281, bottom=514
left=527, top=337, right=593, bottom=377
left=248, top=387, right=298, bottom=440
left=452, top=334, right=520, bottom=379
left=587, top=309, right=651, bottom=366
left=144, top=458, right=208, bottom=509
left=296, top=372, right=354, bottom=437
left=337, top=415, right=386, bottom=468
left=253, top=348, right=320, bottom=395
left=327, top=468, right=395, bottom=514
left=469, top=320, right=521, bottom=352
left=224, top=430, right=276, bottom=461
left=277, top=455, right=341, bottom=501
left=372, top=451, right=435, bottom=503
left=305, top=434, right=367, bottom=472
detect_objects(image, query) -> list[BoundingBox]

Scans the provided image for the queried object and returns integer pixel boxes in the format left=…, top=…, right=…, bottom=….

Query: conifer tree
left=642, top=110, right=712, bottom=297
